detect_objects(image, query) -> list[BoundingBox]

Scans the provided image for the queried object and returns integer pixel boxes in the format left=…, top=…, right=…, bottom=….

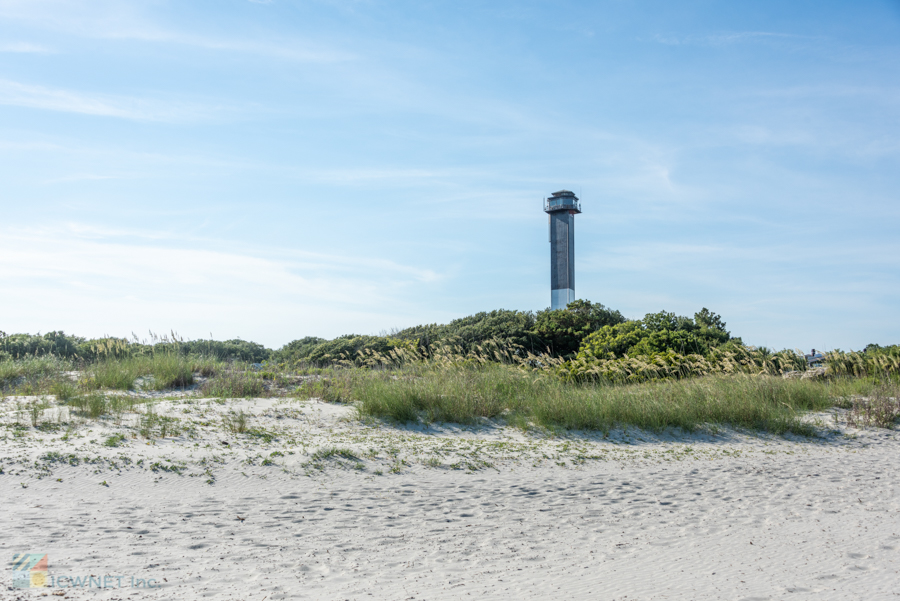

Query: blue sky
left=1, top=0, right=898, bottom=351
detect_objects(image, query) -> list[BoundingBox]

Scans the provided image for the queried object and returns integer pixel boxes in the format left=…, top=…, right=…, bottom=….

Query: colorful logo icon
left=11, top=553, right=48, bottom=588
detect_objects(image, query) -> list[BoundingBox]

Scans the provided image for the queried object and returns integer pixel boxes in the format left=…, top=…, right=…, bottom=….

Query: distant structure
left=544, top=190, right=581, bottom=310
left=805, top=349, right=825, bottom=367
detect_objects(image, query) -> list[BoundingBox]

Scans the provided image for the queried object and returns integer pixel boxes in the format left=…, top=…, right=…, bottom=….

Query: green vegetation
left=2, top=301, right=898, bottom=435
left=272, top=303, right=745, bottom=369
left=201, top=369, right=265, bottom=398
left=576, top=308, right=734, bottom=361
left=532, top=300, right=625, bottom=357
left=103, top=433, right=127, bottom=447
left=0, top=330, right=268, bottom=362
left=296, top=334, right=406, bottom=365
left=0, top=355, right=72, bottom=394
left=138, top=407, right=181, bottom=439
left=49, top=380, right=77, bottom=401
left=83, top=354, right=196, bottom=391
left=0, top=331, right=82, bottom=361
left=67, top=393, right=145, bottom=421
left=223, top=410, right=250, bottom=434
left=350, top=364, right=842, bottom=435
left=27, top=399, right=49, bottom=427
left=846, top=383, right=900, bottom=428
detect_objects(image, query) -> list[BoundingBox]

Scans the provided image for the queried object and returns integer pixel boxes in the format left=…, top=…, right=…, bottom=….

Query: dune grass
left=0, top=356, right=72, bottom=392
left=3, top=347, right=891, bottom=436
left=2, top=351, right=259, bottom=398
left=83, top=354, right=216, bottom=391
left=66, top=392, right=146, bottom=420
left=348, top=363, right=861, bottom=435
left=201, top=367, right=265, bottom=398
left=223, top=409, right=251, bottom=434
left=85, top=360, right=140, bottom=390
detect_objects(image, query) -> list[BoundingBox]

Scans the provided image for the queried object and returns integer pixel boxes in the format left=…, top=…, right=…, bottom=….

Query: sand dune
left=1, top=396, right=898, bottom=599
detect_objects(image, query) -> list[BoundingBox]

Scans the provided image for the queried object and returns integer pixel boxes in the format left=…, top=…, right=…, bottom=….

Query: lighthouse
left=544, top=190, right=581, bottom=310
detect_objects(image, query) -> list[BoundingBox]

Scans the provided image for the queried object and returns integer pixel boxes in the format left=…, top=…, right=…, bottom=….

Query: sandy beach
left=2, top=396, right=898, bottom=600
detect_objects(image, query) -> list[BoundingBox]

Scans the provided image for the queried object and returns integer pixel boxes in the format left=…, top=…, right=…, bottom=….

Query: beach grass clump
left=66, top=392, right=143, bottom=422
left=350, top=364, right=837, bottom=435
left=299, top=375, right=352, bottom=403
left=310, top=446, right=358, bottom=461
left=84, top=360, right=139, bottom=390
left=138, top=405, right=181, bottom=438
left=202, top=369, right=265, bottom=398
left=67, top=392, right=112, bottom=419
left=84, top=354, right=197, bottom=391
left=145, top=354, right=195, bottom=389
left=27, top=399, right=50, bottom=427
left=191, top=357, right=219, bottom=377
left=528, top=373, right=830, bottom=435
left=303, top=446, right=362, bottom=471
left=223, top=410, right=250, bottom=434
left=847, top=383, right=900, bottom=429
left=0, top=356, right=73, bottom=394
left=49, top=380, right=78, bottom=401
left=137, top=353, right=194, bottom=389
left=0, top=355, right=70, bottom=382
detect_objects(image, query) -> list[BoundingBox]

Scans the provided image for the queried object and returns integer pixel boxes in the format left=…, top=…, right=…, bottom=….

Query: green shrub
left=0, top=331, right=84, bottom=359
left=393, top=309, right=543, bottom=355
left=532, top=299, right=625, bottom=357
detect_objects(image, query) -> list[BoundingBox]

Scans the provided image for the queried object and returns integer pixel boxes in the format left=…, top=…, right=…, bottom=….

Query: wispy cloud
left=0, top=79, right=229, bottom=122
left=753, top=84, right=900, bottom=101
left=118, top=30, right=356, bottom=62
left=44, top=174, right=121, bottom=184
left=0, top=41, right=52, bottom=53
left=577, top=240, right=900, bottom=349
left=651, top=31, right=816, bottom=46
left=0, top=0, right=354, bottom=62
left=581, top=241, right=900, bottom=297
left=0, top=224, right=443, bottom=345
left=29, top=223, right=441, bottom=283
left=301, top=167, right=465, bottom=184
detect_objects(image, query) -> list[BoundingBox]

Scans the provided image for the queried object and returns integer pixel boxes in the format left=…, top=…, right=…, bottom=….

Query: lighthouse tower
left=544, top=190, right=581, bottom=310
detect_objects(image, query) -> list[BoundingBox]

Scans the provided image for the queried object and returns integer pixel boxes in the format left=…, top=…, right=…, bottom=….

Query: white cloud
left=0, top=79, right=227, bottom=122
left=0, top=224, right=443, bottom=346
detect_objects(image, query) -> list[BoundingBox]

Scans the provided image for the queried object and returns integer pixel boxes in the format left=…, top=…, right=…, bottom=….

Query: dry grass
left=847, top=383, right=900, bottom=429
